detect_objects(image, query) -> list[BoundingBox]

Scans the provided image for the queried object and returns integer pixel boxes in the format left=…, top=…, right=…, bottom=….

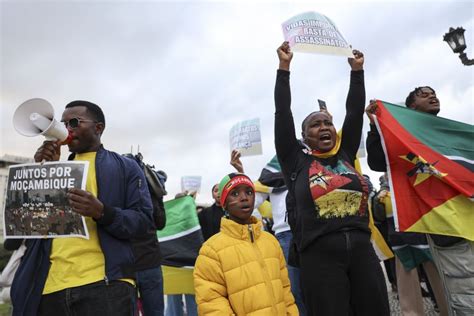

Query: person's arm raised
left=348, top=49, right=364, bottom=72
left=341, top=49, right=366, bottom=160
left=364, top=99, right=388, bottom=171
left=277, top=41, right=293, bottom=71
left=230, top=149, right=244, bottom=173
left=275, top=42, right=299, bottom=167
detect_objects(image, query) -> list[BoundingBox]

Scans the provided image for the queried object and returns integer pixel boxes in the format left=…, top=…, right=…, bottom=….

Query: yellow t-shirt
left=43, top=152, right=106, bottom=294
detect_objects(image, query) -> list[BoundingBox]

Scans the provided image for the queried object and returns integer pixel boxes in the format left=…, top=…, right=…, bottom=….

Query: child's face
left=226, top=184, right=255, bottom=225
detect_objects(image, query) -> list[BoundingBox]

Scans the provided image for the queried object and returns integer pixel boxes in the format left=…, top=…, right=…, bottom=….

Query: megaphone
left=13, top=98, right=72, bottom=144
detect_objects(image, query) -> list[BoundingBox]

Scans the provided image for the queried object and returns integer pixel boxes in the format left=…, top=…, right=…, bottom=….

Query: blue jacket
left=10, top=146, right=154, bottom=315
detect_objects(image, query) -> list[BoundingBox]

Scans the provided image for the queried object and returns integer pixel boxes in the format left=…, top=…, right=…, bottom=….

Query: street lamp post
left=443, top=27, right=474, bottom=66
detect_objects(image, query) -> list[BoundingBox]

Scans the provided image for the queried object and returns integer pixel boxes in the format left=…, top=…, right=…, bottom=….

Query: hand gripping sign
left=282, top=11, right=353, bottom=57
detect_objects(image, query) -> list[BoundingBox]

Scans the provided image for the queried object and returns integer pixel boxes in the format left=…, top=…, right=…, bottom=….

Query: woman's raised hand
left=348, top=49, right=364, bottom=71
left=277, top=41, right=293, bottom=71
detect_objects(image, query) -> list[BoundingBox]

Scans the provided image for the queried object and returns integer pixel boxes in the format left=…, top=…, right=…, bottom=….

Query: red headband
left=219, top=175, right=255, bottom=207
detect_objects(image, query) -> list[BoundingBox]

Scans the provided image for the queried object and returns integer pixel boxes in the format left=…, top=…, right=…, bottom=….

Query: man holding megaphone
left=10, top=100, right=155, bottom=316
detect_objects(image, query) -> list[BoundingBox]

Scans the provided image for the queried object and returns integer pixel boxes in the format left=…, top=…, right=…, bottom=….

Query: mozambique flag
left=158, top=196, right=204, bottom=294
left=374, top=100, right=474, bottom=240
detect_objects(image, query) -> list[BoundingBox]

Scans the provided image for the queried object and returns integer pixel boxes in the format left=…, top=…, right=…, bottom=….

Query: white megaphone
left=13, top=98, right=72, bottom=144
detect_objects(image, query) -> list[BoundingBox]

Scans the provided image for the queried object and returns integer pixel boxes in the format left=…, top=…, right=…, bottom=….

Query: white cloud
left=1, top=0, right=472, bottom=204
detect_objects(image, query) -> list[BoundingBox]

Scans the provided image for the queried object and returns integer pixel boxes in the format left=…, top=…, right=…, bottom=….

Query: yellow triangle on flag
left=406, top=195, right=474, bottom=241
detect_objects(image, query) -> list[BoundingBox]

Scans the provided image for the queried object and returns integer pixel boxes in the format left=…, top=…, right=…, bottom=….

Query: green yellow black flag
left=158, top=196, right=204, bottom=294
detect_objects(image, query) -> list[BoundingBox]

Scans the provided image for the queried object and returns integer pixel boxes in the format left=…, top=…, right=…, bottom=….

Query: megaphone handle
left=34, top=140, right=62, bottom=163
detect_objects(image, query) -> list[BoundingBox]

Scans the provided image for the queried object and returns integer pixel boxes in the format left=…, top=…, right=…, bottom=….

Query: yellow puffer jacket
left=194, top=216, right=298, bottom=316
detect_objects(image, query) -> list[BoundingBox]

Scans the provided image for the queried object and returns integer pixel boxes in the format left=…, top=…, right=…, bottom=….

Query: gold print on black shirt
left=308, top=160, right=365, bottom=219
left=316, top=190, right=362, bottom=218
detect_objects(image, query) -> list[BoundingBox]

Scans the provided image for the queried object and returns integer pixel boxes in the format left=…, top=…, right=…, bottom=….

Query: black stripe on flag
left=160, top=229, right=204, bottom=267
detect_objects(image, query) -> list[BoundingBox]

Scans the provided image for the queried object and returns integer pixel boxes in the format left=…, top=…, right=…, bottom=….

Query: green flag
left=158, top=196, right=203, bottom=267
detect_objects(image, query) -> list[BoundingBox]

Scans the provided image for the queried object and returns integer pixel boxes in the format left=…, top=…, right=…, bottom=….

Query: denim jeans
left=38, top=280, right=136, bottom=316
left=165, top=294, right=197, bottom=316
left=137, top=266, right=164, bottom=316
left=275, top=230, right=306, bottom=316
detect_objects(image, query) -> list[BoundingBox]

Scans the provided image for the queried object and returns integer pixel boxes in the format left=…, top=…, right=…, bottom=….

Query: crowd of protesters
left=5, top=202, right=83, bottom=236
left=1, top=40, right=473, bottom=316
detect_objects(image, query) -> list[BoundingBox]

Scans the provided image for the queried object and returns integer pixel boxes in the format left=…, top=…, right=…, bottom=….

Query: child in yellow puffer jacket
left=194, top=173, right=298, bottom=316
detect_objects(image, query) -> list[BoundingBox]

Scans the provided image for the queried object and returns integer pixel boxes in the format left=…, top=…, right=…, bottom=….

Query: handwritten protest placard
left=3, top=161, right=89, bottom=239
left=282, top=11, right=353, bottom=57
left=181, top=176, right=202, bottom=194
left=229, top=118, right=262, bottom=157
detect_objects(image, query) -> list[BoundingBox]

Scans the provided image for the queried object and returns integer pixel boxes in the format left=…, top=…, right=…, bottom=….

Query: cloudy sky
left=1, top=0, right=473, bottom=204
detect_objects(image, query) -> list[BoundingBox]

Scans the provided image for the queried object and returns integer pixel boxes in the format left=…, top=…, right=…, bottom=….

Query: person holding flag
left=366, top=87, right=474, bottom=315
left=273, top=41, right=389, bottom=315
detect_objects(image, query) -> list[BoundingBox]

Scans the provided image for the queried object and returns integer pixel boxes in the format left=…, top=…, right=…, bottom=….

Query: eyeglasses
left=61, top=118, right=97, bottom=129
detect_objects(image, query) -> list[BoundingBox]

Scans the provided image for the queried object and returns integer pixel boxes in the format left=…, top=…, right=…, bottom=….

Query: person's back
left=193, top=173, right=297, bottom=316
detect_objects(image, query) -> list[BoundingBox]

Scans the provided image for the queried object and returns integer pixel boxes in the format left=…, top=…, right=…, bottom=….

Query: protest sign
left=229, top=118, right=262, bottom=157
left=282, top=11, right=353, bottom=57
left=181, top=176, right=202, bottom=194
left=3, top=161, right=89, bottom=239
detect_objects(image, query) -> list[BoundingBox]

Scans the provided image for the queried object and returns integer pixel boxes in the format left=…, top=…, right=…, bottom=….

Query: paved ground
left=387, top=286, right=439, bottom=315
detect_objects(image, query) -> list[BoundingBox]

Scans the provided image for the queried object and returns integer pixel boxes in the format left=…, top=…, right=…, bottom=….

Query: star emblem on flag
left=400, top=152, right=448, bottom=186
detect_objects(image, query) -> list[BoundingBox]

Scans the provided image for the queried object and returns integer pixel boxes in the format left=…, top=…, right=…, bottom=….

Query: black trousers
left=39, top=280, right=136, bottom=316
left=299, top=230, right=390, bottom=316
